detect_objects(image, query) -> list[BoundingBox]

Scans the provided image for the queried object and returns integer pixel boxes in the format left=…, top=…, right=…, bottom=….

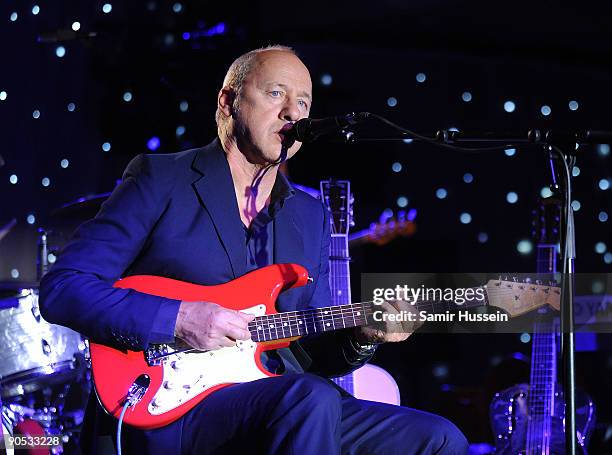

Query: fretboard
left=248, top=301, right=373, bottom=342
left=248, top=289, right=489, bottom=343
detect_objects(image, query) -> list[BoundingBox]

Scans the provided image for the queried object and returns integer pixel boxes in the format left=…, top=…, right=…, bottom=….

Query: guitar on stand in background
left=320, top=179, right=401, bottom=405
left=489, top=197, right=596, bottom=454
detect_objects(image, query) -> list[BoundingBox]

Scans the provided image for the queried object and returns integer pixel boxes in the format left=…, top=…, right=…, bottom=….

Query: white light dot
left=26, top=214, right=35, bottom=224
left=172, top=2, right=183, bottom=13
left=392, top=162, right=402, bottom=173
left=32, top=5, right=40, bottom=15
left=402, top=138, right=413, bottom=144
left=102, top=142, right=111, bottom=152
left=56, top=46, right=66, bottom=58
left=540, top=187, right=553, bottom=198
left=506, top=191, right=518, bottom=204
left=599, top=211, right=608, bottom=222
left=571, top=200, right=581, bottom=211
left=463, top=173, right=474, bottom=183
left=504, top=148, right=516, bottom=157
left=48, top=253, right=57, bottom=264
left=102, top=3, right=113, bottom=14
left=592, top=279, right=605, bottom=292
left=179, top=100, right=189, bottom=112
left=387, top=97, right=397, bottom=107
left=123, top=91, right=132, bottom=102
left=478, top=232, right=488, bottom=243
left=397, top=196, right=409, bottom=208
left=517, top=239, right=533, bottom=254
left=416, top=73, right=426, bottom=83
left=0, top=91, right=6, bottom=101
left=504, top=101, right=516, bottom=113
left=9, top=174, right=18, bottom=184
left=32, top=110, right=41, bottom=119
left=594, top=242, right=606, bottom=254
left=460, top=212, right=472, bottom=224
left=60, top=159, right=69, bottom=168
left=41, top=177, right=50, bottom=187
left=597, top=144, right=610, bottom=157
left=541, top=105, right=551, bottom=116
left=569, top=100, right=579, bottom=111
left=520, top=333, right=531, bottom=343
left=572, top=166, right=580, bottom=177
left=67, top=102, right=76, bottom=112
left=436, top=188, right=447, bottom=199
left=461, top=91, right=472, bottom=102
left=72, top=21, right=81, bottom=31
left=176, top=125, right=186, bottom=137
left=604, top=252, right=612, bottom=264
left=320, top=74, right=332, bottom=86
left=11, top=269, right=19, bottom=279
left=10, top=12, right=18, bottom=22
left=598, top=178, right=610, bottom=190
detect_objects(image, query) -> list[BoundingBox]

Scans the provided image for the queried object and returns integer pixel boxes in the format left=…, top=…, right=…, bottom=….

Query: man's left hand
left=353, top=299, right=423, bottom=344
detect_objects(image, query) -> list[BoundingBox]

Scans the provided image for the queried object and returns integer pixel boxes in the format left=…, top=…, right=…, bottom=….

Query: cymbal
left=0, top=218, right=16, bottom=242
left=50, top=193, right=110, bottom=219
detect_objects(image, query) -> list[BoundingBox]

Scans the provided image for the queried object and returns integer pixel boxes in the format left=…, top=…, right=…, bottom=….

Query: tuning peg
left=535, top=279, right=542, bottom=285
left=512, top=276, right=518, bottom=282
left=350, top=220, right=355, bottom=227
left=525, top=277, right=532, bottom=283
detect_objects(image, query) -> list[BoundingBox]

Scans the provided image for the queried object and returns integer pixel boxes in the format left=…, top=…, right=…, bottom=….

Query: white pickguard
left=148, top=304, right=268, bottom=415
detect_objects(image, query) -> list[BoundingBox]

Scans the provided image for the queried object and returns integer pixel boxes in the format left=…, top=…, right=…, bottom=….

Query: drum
left=0, top=288, right=86, bottom=399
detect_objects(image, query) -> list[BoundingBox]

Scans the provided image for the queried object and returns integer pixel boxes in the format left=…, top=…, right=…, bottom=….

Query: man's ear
left=217, top=86, right=235, bottom=118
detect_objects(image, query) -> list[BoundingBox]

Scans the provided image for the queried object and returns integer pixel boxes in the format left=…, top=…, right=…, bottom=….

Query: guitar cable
left=117, top=374, right=150, bottom=455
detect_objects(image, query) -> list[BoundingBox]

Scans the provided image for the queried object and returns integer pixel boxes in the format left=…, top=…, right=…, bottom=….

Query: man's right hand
left=174, top=301, right=255, bottom=351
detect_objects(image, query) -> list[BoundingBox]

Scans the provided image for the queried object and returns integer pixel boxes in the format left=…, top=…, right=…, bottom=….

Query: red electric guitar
left=89, top=265, right=560, bottom=430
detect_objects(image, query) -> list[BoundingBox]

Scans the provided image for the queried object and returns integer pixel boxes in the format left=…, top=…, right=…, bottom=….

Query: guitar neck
left=248, top=287, right=489, bottom=343
left=249, top=301, right=374, bottom=342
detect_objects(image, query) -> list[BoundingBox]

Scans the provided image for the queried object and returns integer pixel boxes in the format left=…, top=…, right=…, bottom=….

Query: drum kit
left=1, top=194, right=109, bottom=454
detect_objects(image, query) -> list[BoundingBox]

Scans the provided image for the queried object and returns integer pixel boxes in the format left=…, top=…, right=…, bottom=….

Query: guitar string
left=245, top=285, right=557, bottom=330
left=527, top=246, right=557, bottom=452
left=245, top=283, right=558, bottom=343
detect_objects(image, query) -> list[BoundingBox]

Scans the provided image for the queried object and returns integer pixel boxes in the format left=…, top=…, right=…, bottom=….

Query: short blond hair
left=215, top=45, right=296, bottom=129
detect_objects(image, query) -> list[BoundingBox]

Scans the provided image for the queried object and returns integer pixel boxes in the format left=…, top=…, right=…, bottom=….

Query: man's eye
left=270, top=90, right=282, bottom=97
left=298, top=100, right=308, bottom=108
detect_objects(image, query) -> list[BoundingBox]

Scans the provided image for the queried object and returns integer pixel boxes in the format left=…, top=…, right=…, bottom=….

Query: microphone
left=287, top=112, right=370, bottom=143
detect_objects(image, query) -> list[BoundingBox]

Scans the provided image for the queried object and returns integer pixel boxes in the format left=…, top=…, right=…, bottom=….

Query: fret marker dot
left=283, top=322, right=287, bottom=326
left=257, top=326, right=262, bottom=330
left=356, top=312, right=361, bottom=316
left=326, top=323, right=331, bottom=327
left=270, top=324, right=275, bottom=328
left=324, top=311, right=329, bottom=314
left=298, top=321, right=303, bottom=324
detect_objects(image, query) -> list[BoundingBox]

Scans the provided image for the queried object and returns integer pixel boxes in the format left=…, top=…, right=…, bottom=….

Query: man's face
left=228, top=51, right=312, bottom=164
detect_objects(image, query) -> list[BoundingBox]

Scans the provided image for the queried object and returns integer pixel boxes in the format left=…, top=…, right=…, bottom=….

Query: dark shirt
left=244, top=172, right=295, bottom=373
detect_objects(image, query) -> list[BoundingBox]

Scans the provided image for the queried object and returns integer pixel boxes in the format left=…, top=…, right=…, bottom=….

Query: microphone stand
left=342, top=124, right=612, bottom=455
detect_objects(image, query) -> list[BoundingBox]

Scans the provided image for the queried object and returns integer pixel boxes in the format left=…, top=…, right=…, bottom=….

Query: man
left=40, top=45, right=468, bottom=454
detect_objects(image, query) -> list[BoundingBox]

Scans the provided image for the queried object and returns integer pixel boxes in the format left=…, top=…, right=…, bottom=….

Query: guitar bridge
left=145, top=344, right=196, bottom=366
left=145, top=345, right=170, bottom=366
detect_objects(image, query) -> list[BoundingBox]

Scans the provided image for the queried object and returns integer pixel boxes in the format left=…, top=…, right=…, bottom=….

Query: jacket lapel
left=191, top=140, right=246, bottom=279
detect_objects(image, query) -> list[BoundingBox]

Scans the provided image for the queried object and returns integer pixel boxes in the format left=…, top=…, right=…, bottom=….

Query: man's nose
left=280, top=98, right=301, bottom=122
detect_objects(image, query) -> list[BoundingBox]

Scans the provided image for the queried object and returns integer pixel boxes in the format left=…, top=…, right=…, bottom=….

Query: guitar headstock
left=320, top=179, right=354, bottom=235
left=364, top=209, right=417, bottom=245
left=485, top=278, right=561, bottom=317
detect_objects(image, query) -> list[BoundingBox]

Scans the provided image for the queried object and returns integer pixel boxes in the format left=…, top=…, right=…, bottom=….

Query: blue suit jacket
left=40, top=139, right=361, bottom=376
